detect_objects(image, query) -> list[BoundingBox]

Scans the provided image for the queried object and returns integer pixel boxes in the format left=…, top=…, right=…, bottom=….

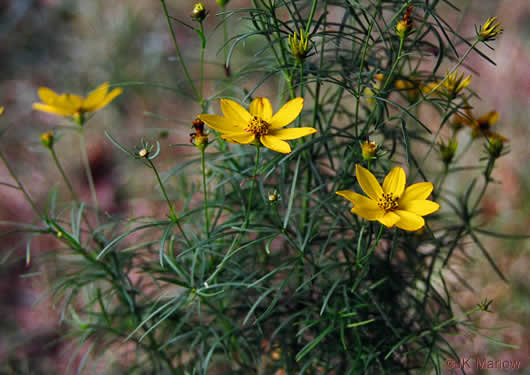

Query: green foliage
left=0, top=0, right=522, bottom=374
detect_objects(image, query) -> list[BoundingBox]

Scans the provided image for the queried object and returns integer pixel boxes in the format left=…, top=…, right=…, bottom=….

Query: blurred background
left=0, top=0, right=528, bottom=373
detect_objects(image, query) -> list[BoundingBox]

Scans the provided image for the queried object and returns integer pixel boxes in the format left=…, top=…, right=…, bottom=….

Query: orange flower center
left=246, top=116, right=270, bottom=136
left=378, top=192, right=399, bottom=211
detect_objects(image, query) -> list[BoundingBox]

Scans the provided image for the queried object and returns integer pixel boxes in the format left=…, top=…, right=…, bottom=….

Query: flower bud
left=396, top=6, right=413, bottom=39
left=40, top=131, right=55, bottom=149
left=288, top=29, right=310, bottom=62
left=486, top=137, right=504, bottom=159
left=439, top=139, right=458, bottom=165
left=361, top=141, right=378, bottom=160
left=191, top=3, right=207, bottom=22
left=216, top=0, right=229, bottom=6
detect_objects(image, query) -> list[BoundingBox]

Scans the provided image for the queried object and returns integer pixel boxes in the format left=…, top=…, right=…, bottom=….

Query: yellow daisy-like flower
left=198, top=97, right=317, bottom=154
left=455, top=109, right=507, bottom=142
left=478, top=17, right=502, bottom=42
left=32, top=82, right=122, bottom=121
left=337, top=165, right=440, bottom=231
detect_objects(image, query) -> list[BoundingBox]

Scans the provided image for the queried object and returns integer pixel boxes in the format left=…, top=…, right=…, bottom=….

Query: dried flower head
left=396, top=6, right=414, bottom=39
left=478, top=17, right=503, bottom=42
left=190, top=118, right=209, bottom=150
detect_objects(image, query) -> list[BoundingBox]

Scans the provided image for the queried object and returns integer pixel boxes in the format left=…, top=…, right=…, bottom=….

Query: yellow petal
left=351, top=202, right=384, bottom=221
left=355, top=164, right=383, bottom=201
left=382, top=167, right=406, bottom=198
left=394, top=210, right=425, bottom=231
left=221, top=99, right=251, bottom=125
left=38, top=87, right=61, bottom=105
left=399, top=200, right=439, bottom=216
left=62, top=94, right=83, bottom=110
left=260, top=135, right=291, bottom=153
left=269, top=127, right=317, bottom=140
left=222, top=132, right=256, bottom=144
left=88, top=88, right=122, bottom=112
left=399, top=182, right=433, bottom=203
left=198, top=114, right=245, bottom=134
left=82, top=82, right=109, bottom=111
left=477, top=111, right=499, bottom=127
left=0, top=106, right=4, bottom=115
left=269, top=97, right=304, bottom=129
left=249, top=97, right=273, bottom=121
left=32, top=103, right=76, bottom=116
left=377, top=211, right=400, bottom=228
left=336, top=190, right=373, bottom=205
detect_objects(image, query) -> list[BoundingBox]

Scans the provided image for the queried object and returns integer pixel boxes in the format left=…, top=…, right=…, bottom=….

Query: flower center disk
left=246, top=116, right=270, bottom=136
left=378, top=192, right=399, bottom=211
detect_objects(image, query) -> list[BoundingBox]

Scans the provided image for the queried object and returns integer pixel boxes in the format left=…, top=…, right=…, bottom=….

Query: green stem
left=49, top=148, right=93, bottom=231
left=304, top=0, right=318, bottom=35
left=0, top=150, right=42, bottom=219
left=243, top=145, right=261, bottom=229
left=79, top=131, right=99, bottom=223
left=147, top=159, right=191, bottom=246
left=199, top=21, right=206, bottom=111
left=205, top=145, right=261, bottom=283
left=50, top=148, right=78, bottom=202
left=201, top=148, right=210, bottom=237
left=159, top=0, right=199, bottom=99
left=360, top=224, right=384, bottom=262
left=354, top=3, right=379, bottom=138
left=382, top=36, right=404, bottom=91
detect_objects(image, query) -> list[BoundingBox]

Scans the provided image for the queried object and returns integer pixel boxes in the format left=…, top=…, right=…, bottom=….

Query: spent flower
left=396, top=6, right=414, bottom=39
left=337, top=165, right=439, bottom=231
left=32, top=82, right=122, bottom=124
left=198, top=97, right=316, bottom=154
left=190, top=118, right=209, bottom=150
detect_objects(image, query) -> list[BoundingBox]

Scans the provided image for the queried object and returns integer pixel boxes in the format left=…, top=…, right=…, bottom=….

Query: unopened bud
left=138, top=148, right=149, bottom=158
left=191, top=3, right=207, bottom=22
left=361, top=141, right=378, bottom=160
left=40, top=131, right=55, bottom=149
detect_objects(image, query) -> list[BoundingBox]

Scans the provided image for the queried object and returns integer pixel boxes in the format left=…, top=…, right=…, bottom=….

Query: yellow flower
left=0, top=106, right=4, bottom=116
left=456, top=110, right=507, bottom=142
left=478, top=17, right=502, bottom=42
left=441, top=70, right=471, bottom=98
left=361, top=141, right=377, bottom=160
left=337, top=165, right=439, bottom=231
left=198, top=97, right=317, bottom=154
left=32, top=82, right=122, bottom=121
